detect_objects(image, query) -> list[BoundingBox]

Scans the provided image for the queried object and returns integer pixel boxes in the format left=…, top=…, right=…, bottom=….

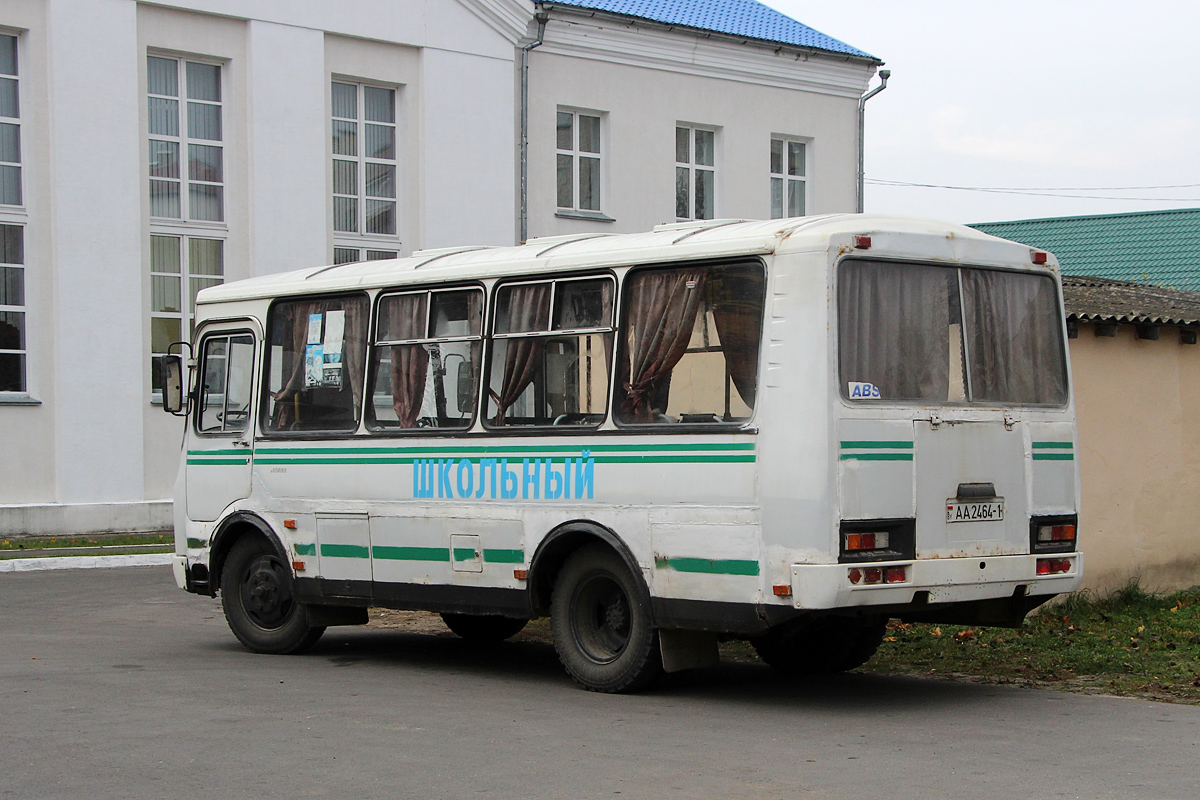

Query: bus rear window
left=838, top=260, right=1067, bottom=406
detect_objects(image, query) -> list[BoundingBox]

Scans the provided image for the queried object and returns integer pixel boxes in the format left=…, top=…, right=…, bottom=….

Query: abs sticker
left=848, top=382, right=881, bottom=399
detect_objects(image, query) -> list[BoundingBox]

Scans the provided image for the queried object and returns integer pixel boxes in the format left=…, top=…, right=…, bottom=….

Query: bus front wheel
left=441, top=613, right=528, bottom=642
left=551, top=545, right=663, bottom=693
left=752, top=616, right=887, bottom=675
left=221, top=536, right=325, bottom=655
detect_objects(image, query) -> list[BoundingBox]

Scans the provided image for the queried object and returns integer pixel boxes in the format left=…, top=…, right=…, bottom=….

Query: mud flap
left=659, top=629, right=719, bottom=673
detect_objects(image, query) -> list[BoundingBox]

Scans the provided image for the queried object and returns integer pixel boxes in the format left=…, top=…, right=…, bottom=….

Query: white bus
left=161, top=215, right=1082, bottom=692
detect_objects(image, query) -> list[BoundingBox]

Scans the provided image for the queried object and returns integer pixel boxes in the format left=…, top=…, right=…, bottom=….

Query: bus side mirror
left=160, top=355, right=187, bottom=415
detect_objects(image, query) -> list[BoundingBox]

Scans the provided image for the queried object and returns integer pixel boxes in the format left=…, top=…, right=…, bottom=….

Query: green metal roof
left=970, top=208, right=1200, bottom=292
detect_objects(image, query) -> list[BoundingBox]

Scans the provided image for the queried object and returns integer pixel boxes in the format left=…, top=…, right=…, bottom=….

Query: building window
left=676, top=126, right=715, bottom=221
left=147, top=55, right=224, bottom=222
left=149, top=235, right=223, bottom=392
left=770, top=138, right=806, bottom=218
left=556, top=110, right=602, bottom=212
left=333, top=247, right=397, bottom=266
left=331, top=81, right=397, bottom=243
left=0, top=34, right=21, bottom=208
left=0, top=224, right=24, bottom=392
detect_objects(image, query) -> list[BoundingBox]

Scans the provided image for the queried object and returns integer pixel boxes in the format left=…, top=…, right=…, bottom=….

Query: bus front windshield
left=838, top=259, right=1068, bottom=406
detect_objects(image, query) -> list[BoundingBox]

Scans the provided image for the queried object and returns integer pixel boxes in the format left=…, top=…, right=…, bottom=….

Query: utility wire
left=866, top=178, right=1200, bottom=202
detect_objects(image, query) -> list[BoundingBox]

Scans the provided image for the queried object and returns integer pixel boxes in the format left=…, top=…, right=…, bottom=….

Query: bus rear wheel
left=752, top=616, right=887, bottom=675
left=221, top=536, right=325, bottom=655
left=441, top=613, right=528, bottom=642
left=550, top=545, right=662, bottom=693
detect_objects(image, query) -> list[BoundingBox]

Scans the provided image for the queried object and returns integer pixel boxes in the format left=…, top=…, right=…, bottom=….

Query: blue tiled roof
left=541, top=0, right=876, bottom=59
left=971, top=208, right=1200, bottom=292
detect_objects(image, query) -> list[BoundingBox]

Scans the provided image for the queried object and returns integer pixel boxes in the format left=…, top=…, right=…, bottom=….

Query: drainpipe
left=857, top=68, right=890, bottom=214
left=519, top=13, right=549, bottom=244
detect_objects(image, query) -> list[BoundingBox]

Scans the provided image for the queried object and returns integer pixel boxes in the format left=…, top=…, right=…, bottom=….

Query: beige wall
left=1072, top=321, right=1200, bottom=593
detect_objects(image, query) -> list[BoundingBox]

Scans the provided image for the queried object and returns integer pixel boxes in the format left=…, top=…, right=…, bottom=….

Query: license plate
left=946, top=500, right=1005, bottom=523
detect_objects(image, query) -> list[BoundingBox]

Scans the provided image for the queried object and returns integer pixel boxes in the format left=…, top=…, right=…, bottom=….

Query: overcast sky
left=762, top=0, right=1200, bottom=224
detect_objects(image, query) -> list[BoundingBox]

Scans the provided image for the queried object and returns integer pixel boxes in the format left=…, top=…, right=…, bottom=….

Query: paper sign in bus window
left=304, top=313, right=324, bottom=388
left=322, top=309, right=346, bottom=388
left=848, top=381, right=881, bottom=399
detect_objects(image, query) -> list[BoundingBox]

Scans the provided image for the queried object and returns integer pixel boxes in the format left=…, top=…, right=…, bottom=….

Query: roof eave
left=534, top=2, right=883, bottom=67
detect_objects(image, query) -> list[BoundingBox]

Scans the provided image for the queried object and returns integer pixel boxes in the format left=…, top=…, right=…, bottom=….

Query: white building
left=0, top=0, right=880, bottom=536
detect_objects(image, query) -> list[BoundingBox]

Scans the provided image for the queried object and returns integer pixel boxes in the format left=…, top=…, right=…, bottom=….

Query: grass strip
left=0, top=532, right=173, bottom=552
left=859, top=582, right=1200, bottom=704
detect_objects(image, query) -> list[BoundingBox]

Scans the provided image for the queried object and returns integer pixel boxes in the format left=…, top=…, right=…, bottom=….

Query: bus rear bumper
left=790, top=553, right=1083, bottom=610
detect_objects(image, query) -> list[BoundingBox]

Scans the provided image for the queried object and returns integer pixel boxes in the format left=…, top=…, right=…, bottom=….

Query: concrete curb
left=0, top=554, right=174, bottom=573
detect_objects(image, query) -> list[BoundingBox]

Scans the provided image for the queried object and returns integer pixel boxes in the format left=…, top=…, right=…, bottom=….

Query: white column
left=47, top=0, right=144, bottom=505
left=420, top=48, right=515, bottom=248
left=246, top=20, right=328, bottom=275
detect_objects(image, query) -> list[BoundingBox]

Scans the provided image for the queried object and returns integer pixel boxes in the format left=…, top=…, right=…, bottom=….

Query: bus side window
left=197, top=333, right=254, bottom=434
left=486, top=276, right=613, bottom=428
left=366, top=287, right=484, bottom=431
left=615, top=263, right=765, bottom=425
left=262, top=295, right=369, bottom=433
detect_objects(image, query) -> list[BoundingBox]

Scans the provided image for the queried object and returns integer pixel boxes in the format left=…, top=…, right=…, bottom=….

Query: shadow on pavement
left=228, top=624, right=1020, bottom=712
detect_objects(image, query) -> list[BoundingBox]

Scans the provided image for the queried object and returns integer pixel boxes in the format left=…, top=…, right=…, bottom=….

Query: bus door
left=187, top=327, right=257, bottom=522
left=913, top=417, right=1029, bottom=558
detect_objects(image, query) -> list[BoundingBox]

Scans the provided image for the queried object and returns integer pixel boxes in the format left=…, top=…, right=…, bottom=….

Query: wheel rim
left=239, top=554, right=295, bottom=630
left=569, top=571, right=632, bottom=664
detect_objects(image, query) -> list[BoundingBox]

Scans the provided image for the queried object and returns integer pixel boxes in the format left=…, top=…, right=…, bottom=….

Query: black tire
left=220, top=536, right=325, bottom=654
left=441, top=613, right=528, bottom=642
left=550, top=544, right=662, bottom=693
left=752, top=616, right=887, bottom=675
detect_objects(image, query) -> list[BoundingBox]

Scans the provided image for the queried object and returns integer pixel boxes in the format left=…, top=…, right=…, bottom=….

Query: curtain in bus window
left=267, top=296, right=368, bottom=431
left=961, top=269, right=1067, bottom=404
left=271, top=301, right=319, bottom=428
left=618, top=267, right=707, bottom=422
left=383, top=293, right=429, bottom=428
left=709, top=267, right=765, bottom=409
left=490, top=282, right=551, bottom=424
left=838, top=261, right=951, bottom=401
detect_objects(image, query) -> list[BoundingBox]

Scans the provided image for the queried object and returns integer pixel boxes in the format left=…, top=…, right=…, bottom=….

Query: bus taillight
left=1037, top=558, right=1072, bottom=576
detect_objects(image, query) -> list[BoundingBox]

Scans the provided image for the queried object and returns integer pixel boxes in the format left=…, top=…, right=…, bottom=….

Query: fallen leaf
left=930, top=627, right=942, bottom=638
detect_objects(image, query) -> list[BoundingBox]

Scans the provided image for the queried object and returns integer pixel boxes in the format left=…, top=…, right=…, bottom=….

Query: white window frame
left=0, top=30, right=22, bottom=211
left=555, top=107, right=606, bottom=217
left=146, top=51, right=228, bottom=400
left=0, top=223, right=25, bottom=396
left=331, top=78, right=400, bottom=257
left=675, top=124, right=718, bottom=222
left=770, top=136, right=808, bottom=219
left=147, top=53, right=226, bottom=225
left=149, top=231, right=225, bottom=398
left=0, top=31, right=30, bottom=400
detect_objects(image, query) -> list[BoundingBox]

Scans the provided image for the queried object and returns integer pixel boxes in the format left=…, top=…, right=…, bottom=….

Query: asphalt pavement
left=1, top=567, right=1197, bottom=800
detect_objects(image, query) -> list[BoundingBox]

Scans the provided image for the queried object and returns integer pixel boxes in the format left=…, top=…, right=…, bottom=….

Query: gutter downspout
left=857, top=69, right=890, bottom=214
left=519, top=13, right=549, bottom=244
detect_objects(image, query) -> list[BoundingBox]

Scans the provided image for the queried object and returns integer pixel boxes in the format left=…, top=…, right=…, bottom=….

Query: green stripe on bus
left=483, top=548, right=524, bottom=564
left=452, top=547, right=477, bottom=561
left=253, top=454, right=754, bottom=466
left=320, top=543, right=370, bottom=559
left=186, top=458, right=249, bottom=466
left=839, top=440, right=914, bottom=449
left=372, top=546, right=450, bottom=562
left=654, top=557, right=760, bottom=576
left=1032, top=453, right=1075, bottom=461
left=1032, top=441, right=1074, bottom=449
left=253, top=442, right=754, bottom=456
left=295, top=543, right=316, bottom=556
left=187, top=449, right=251, bottom=456
left=839, top=453, right=914, bottom=461
left=186, top=537, right=207, bottom=549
